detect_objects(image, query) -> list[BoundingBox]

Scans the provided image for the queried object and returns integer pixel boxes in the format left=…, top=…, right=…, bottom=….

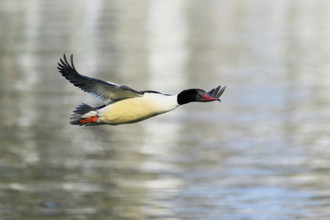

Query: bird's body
left=98, top=92, right=178, bottom=125
left=57, top=55, right=226, bottom=126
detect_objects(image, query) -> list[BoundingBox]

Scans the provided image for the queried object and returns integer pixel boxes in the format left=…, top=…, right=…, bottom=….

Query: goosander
left=58, top=55, right=226, bottom=126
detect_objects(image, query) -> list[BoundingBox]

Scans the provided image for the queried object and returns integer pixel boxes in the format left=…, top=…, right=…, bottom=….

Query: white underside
left=96, top=92, right=179, bottom=125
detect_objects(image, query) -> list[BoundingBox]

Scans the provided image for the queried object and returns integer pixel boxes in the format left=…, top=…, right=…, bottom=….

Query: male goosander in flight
left=58, top=55, right=226, bottom=126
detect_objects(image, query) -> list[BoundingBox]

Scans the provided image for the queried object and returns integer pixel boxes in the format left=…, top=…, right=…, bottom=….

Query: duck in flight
left=58, top=55, right=226, bottom=126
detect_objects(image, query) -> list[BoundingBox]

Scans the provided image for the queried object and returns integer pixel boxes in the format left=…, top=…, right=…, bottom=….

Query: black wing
left=207, top=85, right=226, bottom=99
left=57, top=54, right=142, bottom=104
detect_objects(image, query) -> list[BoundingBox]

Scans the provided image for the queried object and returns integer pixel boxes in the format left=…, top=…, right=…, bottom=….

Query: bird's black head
left=177, top=89, right=220, bottom=105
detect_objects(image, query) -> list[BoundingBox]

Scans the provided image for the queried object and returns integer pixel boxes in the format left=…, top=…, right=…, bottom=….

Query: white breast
left=98, top=92, right=179, bottom=125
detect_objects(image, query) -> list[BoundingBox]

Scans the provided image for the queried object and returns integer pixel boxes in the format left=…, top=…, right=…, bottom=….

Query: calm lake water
left=1, top=0, right=330, bottom=219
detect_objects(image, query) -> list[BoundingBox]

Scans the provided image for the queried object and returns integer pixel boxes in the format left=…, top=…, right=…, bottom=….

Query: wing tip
left=208, top=85, right=226, bottom=98
left=57, top=53, right=76, bottom=74
left=217, top=85, right=226, bottom=98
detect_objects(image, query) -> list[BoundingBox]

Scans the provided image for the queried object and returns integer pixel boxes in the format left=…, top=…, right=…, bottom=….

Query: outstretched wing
left=207, top=85, right=226, bottom=99
left=57, top=54, right=142, bottom=104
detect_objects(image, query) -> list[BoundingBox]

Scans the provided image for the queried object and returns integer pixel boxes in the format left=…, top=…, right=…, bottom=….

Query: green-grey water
left=1, top=0, right=330, bottom=219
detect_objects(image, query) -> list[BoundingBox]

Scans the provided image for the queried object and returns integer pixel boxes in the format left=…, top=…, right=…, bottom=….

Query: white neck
left=143, top=92, right=179, bottom=112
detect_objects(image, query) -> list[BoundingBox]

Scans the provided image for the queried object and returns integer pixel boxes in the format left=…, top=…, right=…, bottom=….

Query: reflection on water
left=1, top=0, right=330, bottom=219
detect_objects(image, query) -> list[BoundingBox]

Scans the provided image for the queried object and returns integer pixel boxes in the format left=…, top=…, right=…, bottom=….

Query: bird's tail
left=70, top=103, right=99, bottom=126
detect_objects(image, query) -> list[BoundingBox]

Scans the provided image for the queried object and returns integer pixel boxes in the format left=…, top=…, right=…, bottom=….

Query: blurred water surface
left=1, top=0, right=330, bottom=219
